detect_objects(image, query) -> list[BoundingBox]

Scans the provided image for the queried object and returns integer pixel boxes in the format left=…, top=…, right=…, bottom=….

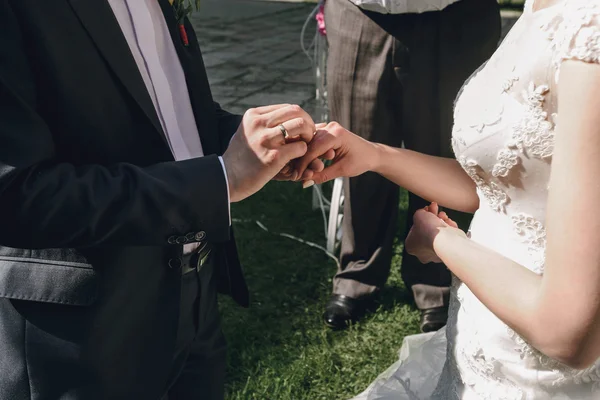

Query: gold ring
left=279, top=124, right=289, bottom=140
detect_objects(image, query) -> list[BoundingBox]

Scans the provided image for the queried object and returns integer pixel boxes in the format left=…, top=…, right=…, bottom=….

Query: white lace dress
left=352, top=1, right=600, bottom=398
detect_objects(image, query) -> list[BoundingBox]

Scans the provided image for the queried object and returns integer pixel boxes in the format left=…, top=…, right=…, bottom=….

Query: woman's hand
left=292, top=122, right=381, bottom=186
left=405, top=202, right=464, bottom=264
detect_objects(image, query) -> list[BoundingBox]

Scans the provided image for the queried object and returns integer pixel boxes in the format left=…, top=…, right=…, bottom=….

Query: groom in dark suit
left=0, top=1, right=316, bottom=399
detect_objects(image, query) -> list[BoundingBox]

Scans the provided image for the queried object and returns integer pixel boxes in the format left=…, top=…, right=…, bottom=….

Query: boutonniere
left=169, top=0, right=201, bottom=46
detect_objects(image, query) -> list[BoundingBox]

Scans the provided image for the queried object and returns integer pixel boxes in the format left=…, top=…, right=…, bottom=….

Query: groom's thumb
left=278, top=140, right=308, bottom=165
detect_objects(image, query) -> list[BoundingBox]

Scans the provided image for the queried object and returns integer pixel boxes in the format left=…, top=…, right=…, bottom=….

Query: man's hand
left=272, top=127, right=331, bottom=182
left=222, top=104, right=316, bottom=202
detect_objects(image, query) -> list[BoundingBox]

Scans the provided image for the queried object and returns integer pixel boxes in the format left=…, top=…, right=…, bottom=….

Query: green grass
left=221, top=181, right=420, bottom=399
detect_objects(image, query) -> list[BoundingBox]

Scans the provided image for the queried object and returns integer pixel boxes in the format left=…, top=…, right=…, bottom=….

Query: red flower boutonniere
left=169, top=0, right=201, bottom=46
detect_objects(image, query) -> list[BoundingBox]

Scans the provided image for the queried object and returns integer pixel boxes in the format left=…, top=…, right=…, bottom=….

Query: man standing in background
left=322, top=0, right=501, bottom=332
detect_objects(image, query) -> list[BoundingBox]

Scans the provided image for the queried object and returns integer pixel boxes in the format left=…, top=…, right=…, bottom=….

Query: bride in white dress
left=295, top=0, right=600, bottom=398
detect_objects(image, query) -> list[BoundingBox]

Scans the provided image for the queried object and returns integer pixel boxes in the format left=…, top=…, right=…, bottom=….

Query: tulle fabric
left=352, top=329, right=447, bottom=400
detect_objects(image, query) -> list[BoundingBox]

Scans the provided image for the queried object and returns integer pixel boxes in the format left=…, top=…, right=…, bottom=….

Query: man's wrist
left=218, top=156, right=232, bottom=225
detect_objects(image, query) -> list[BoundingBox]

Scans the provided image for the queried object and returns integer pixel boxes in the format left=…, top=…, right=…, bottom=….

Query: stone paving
left=190, top=0, right=318, bottom=116
left=191, top=0, right=520, bottom=119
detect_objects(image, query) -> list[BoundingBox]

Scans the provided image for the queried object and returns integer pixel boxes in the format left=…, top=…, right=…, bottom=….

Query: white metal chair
left=303, top=0, right=345, bottom=255
left=325, top=177, right=344, bottom=253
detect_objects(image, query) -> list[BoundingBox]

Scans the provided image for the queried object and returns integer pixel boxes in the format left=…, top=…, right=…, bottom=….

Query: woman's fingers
left=272, top=162, right=297, bottom=182
left=308, top=158, right=325, bottom=173
left=438, top=211, right=459, bottom=228
left=295, top=130, right=340, bottom=176
left=426, top=202, right=460, bottom=229
left=298, top=158, right=323, bottom=181
left=321, top=149, right=336, bottom=161
left=299, top=149, right=336, bottom=180
left=302, top=169, right=314, bottom=180
left=446, top=218, right=459, bottom=229
left=302, top=162, right=344, bottom=185
left=281, top=164, right=292, bottom=175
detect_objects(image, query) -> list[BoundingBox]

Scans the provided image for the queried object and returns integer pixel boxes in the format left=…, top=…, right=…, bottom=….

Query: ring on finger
left=278, top=124, right=289, bottom=140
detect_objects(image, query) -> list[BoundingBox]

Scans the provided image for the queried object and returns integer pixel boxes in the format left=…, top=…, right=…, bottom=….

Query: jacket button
left=167, top=235, right=178, bottom=244
left=175, top=236, right=187, bottom=245
left=195, top=231, right=206, bottom=241
left=168, top=258, right=182, bottom=269
left=186, top=232, right=196, bottom=241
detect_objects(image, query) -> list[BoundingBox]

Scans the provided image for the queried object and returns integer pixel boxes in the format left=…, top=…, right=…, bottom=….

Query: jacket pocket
left=0, top=253, right=98, bottom=306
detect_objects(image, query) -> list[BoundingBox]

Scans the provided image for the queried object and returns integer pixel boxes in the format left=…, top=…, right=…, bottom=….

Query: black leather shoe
left=323, top=294, right=364, bottom=330
left=420, top=307, right=448, bottom=333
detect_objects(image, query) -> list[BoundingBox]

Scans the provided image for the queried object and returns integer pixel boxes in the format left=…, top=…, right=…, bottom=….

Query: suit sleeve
left=0, top=0, right=230, bottom=249
left=214, top=102, right=242, bottom=154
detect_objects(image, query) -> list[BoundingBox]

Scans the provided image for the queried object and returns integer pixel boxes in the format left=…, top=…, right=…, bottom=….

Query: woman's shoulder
left=541, top=0, right=600, bottom=78
left=542, top=0, right=600, bottom=35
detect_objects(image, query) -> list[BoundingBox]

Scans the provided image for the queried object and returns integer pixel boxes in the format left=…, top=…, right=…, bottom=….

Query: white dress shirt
left=348, top=0, right=461, bottom=14
left=106, top=0, right=231, bottom=249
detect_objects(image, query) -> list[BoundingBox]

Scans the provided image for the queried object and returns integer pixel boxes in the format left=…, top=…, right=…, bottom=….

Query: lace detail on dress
left=511, top=213, right=546, bottom=273
left=510, top=83, right=555, bottom=159
left=506, top=327, right=561, bottom=369
left=470, top=104, right=504, bottom=134
left=542, top=1, right=600, bottom=80
left=490, top=83, right=555, bottom=179
left=461, top=355, right=525, bottom=400
left=501, top=66, right=520, bottom=93
left=568, top=25, right=600, bottom=61
left=561, top=366, right=600, bottom=388
left=492, top=149, right=519, bottom=178
left=506, top=325, right=600, bottom=389
left=455, top=322, right=525, bottom=399
left=458, top=157, right=509, bottom=212
left=451, top=136, right=467, bottom=156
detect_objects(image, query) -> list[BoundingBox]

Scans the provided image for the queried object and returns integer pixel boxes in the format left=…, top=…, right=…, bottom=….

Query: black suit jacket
left=0, top=0, right=248, bottom=397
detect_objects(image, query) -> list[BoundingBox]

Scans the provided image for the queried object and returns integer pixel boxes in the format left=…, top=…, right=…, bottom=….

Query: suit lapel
left=157, top=0, right=221, bottom=155
left=68, top=0, right=168, bottom=147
